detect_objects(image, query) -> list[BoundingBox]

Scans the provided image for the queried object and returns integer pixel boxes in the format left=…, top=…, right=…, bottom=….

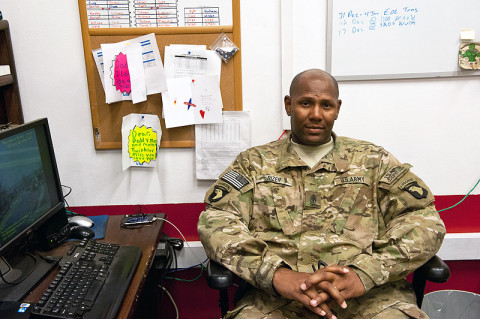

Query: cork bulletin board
left=77, top=0, right=242, bottom=149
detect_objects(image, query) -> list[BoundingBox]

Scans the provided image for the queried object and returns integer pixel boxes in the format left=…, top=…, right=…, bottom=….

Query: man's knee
left=372, top=307, right=411, bottom=319
left=372, top=305, right=428, bottom=319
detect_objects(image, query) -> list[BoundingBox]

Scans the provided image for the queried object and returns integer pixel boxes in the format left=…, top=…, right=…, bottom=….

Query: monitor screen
left=0, top=118, right=65, bottom=298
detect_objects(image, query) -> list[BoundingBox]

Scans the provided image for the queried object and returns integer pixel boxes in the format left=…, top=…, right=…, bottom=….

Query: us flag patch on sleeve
left=221, top=170, right=250, bottom=190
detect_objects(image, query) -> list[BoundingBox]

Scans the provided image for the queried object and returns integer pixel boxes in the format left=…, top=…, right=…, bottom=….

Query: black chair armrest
left=416, top=255, right=450, bottom=283
left=207, top=260, right=234, bottom=290
left=207, top=260, right=235, bottom=317
left=412, top=255, right=450, bottom=308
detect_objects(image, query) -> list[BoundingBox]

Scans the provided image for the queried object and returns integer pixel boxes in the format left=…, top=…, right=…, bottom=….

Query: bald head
left=289, top=69, right=339, bottom=99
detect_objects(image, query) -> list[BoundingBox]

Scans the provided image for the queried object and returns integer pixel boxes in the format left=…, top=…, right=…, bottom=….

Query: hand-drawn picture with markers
left=459, top=42, right=480, bottom=70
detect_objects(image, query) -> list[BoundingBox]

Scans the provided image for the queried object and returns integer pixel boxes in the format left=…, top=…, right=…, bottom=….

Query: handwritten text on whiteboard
left=336, top=7, right=418, bottom=37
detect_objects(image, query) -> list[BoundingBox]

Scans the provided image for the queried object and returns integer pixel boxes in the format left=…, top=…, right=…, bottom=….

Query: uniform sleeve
left=348, top=153, right=446, bottom=292
left=197, top=154, right=287, bottom=294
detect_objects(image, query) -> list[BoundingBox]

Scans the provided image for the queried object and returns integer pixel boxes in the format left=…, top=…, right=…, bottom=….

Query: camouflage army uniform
left=198, top=133, right=445, bottom=318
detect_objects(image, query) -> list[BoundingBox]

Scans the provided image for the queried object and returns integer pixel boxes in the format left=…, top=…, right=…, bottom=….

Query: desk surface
left=24, top=214, right=165, bottom=319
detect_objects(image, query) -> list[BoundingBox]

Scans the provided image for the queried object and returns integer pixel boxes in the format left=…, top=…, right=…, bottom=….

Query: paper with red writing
left=192, top=75, right=223, bottom=124
left=162, top=77, right=195, bottom=128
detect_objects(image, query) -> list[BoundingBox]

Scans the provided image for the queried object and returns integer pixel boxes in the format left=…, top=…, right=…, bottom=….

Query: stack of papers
left=92, top=33, right=168, bottom=104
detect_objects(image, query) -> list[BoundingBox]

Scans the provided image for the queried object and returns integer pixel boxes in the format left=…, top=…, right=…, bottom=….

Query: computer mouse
left=69, top=225, right=95, bottom=240
left=68, top=215, right=94, bottom=228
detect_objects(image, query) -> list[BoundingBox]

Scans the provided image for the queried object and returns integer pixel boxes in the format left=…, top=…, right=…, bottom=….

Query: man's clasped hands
left=272, top=265, right=366, bottom=319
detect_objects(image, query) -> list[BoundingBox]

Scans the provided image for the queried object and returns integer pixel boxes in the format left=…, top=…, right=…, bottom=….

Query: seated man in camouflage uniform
left=197, top=69, right=445, bottom=319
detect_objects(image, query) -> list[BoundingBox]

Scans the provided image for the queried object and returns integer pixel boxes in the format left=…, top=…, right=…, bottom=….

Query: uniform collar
left=276, top=132, right=350, bottom=173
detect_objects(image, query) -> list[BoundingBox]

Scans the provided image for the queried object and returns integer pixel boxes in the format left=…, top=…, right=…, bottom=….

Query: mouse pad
left=89, top=215, right=108, bottom=240
left=0, top=301, right=33, bottom=318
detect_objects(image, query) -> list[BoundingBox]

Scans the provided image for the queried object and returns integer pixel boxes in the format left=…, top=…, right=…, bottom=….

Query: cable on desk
left=61, top=185, right=74, bottom=215
left=154, top=217, right=205, bottom=266
left=165, top=258, right=208, bottom=282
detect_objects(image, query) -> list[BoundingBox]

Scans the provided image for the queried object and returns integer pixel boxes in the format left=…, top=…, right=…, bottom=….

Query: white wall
left=1, top=0, right=479, bottom=209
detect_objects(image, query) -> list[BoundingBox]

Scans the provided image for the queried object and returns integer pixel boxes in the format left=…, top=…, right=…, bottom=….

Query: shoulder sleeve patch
left=380, top=164, right=412, bottom=185
left=379, top=169, right=435, bottom=209
left=399, top=179, right=429, bottom=199
left=221, top=169, right=250, bottom=190
left=207, top=184, right=231, bottom=202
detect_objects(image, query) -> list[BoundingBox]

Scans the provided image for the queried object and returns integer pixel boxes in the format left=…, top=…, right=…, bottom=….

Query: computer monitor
left=0, top=118, right=65, bottom=299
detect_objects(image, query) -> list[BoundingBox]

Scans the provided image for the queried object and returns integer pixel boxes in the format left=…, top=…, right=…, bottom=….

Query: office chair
left=207, top=255, right=450, bottom=318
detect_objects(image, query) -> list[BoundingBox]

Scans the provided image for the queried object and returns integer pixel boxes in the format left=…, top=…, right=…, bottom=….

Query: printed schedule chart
left=86, top=0, right=230, bottom=28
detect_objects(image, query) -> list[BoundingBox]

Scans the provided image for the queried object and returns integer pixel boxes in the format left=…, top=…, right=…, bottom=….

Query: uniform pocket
left=251, top=182, right=302, bottom=235
left=272, top=186, right=302, bottom=235
left=331, top=185, right=362, bottom=234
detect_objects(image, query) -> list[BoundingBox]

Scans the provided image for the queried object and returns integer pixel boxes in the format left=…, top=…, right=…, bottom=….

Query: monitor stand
left=0, top=253, right=57, bottom=301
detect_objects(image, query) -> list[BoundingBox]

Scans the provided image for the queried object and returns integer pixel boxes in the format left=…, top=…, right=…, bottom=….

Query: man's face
left=284, top=73, right=342, bottom=146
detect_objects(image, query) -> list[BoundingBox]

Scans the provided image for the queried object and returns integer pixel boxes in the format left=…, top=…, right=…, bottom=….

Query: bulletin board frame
left=77, top=0, right=242, bottom=149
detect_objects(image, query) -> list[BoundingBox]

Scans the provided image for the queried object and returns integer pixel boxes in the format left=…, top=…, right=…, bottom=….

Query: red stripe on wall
left=435, top=194, right=480, bottom=233
left=70, top=194, right=480, bottom=239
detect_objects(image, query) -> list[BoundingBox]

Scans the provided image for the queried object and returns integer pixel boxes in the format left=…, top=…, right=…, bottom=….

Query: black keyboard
left=31, top=239, right=142, bottom=319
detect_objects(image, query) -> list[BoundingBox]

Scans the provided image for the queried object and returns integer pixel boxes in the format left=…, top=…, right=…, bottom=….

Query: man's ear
left=335, top=99, right=342, bottom=119
left=284, top=95, right=292, bottom=116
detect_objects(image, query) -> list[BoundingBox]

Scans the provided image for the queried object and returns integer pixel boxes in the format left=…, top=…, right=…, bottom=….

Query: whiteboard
left=327, top=0, right=480, bottom=80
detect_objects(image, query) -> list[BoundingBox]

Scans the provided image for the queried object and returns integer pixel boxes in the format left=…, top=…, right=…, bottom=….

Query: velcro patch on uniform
left=334, top=175, right=369, bottom=185
left=399, top=178, right=428, bottom=199
left=208, top=185, right=230, bottom=202
left=221, top=170, right=250, bottom=190
left=256, top=175, right=292, bottom=186
left=380, top=164, right=412, bottom=184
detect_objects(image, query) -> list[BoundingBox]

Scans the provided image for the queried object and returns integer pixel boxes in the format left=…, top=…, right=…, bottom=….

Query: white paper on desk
left=122, top=113, right=162, bottom=170
left=195, top=111, right=251, bottom=180
left=164, top=45, right=221, bottom=80
left=102, top=42, right=147, bottom=104
left=192, top=75, right=223, bottom=124
left=93, top=33, right=167, bottom=95
left=162, top=78, right=195, bottom=128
